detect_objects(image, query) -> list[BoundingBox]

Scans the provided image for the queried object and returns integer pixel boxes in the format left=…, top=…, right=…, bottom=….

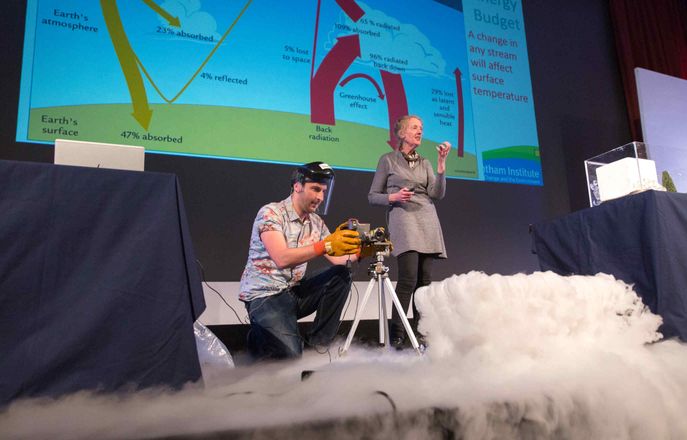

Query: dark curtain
left=609, top=0, right=687, bottom=140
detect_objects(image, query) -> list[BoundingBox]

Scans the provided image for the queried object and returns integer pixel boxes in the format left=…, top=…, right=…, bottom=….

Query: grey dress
left=368, top=150, right=447, bottom=258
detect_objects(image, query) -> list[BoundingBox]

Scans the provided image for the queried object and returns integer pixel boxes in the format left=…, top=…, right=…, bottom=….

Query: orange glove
left=334, top=221, right=350, bottom=232
left=314, top=228, right=361, bottom=256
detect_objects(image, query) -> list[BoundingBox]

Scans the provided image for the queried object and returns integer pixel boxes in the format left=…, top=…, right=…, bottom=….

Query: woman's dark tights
left=390, top=251, right=434, bottom=339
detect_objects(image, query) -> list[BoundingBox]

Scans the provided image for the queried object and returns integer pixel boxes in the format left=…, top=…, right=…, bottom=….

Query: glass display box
left=584, top=142, right=660, bottom=207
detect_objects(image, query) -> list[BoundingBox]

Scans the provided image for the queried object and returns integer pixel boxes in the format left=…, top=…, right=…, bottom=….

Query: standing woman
left=368, top=115, right=450, bottom=349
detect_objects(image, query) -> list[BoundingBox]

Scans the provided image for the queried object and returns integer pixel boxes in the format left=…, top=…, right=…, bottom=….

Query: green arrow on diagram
left=142, top=0, right=181, bottom=27
left=100, top=0, right=153, bottom=130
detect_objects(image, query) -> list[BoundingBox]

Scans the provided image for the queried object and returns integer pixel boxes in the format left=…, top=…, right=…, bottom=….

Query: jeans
left=245, top=265, right=351, bottom=360
left=390, top=251, right=434, bottom=339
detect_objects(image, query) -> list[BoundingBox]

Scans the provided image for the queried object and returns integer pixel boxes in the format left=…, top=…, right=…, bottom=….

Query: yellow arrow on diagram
left=100, top=0, right=153, bottom=130
left=142, top=0, right=181, bottom=27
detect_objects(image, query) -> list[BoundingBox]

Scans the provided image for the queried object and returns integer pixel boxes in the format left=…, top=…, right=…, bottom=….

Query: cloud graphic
left=160, top=0, right=222, bottom=43
left=328, top=2, right=447, bottom=77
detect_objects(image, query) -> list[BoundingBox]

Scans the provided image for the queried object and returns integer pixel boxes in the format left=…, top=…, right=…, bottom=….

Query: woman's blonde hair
left=393, top=115, right=422, bottom=149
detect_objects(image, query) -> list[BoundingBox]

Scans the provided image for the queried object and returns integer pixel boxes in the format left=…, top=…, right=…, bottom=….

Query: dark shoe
left=417, top=334, right=428, bottom=353
left=391, top=336, right=405, bottom=350
left=417, top=334, right=428, bottom=348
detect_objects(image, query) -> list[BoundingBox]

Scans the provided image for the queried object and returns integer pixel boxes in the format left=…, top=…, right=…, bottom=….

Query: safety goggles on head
left=291, top=161, right=335, bottom=215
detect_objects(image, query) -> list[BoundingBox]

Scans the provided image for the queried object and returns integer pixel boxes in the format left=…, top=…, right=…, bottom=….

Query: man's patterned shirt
left=239, top=196, right=330, bottom=302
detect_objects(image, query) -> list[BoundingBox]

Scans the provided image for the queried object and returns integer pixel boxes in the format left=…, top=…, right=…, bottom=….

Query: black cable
left=374, top=390, right=397, bottom=412
left=308, top=284, right=353, bottom=361
left=308, top=271, right=360, bottom=361
left=310, top=344, right=332, bottom=362
left=195, top=259, right=248, bottom=325
left=222, top=389, right=293, bottom=398
left=333, top=277, right=361, bottom=354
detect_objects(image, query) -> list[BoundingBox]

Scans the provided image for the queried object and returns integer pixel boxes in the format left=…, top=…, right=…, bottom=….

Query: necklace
left=401, top=149, right=420, bottom=168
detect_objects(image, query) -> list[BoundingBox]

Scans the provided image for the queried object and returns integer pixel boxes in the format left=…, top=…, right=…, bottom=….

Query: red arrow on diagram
left=454, top=67, right=465, bottom=157
left=340, top=73, right=385, bottom=99
left=380, top=70, right=409, bottom=150
left=335, top=0, right=365, bottom=21
left=310, top=34, right=361, bottom=125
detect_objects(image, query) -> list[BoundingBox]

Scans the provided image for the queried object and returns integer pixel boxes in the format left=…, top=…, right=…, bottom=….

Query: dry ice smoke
left=2, top=271, right=686, bottom=439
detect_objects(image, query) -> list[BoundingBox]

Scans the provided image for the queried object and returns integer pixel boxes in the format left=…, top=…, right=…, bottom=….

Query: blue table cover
left=0, top=160, right=205, bottom=405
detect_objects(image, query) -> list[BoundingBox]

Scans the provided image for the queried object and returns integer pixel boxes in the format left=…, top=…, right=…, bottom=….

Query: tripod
left=340, top=249, right=422, bottom=355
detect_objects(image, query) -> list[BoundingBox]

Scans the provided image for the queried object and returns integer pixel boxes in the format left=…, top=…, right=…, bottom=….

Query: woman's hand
left=388, top=187, right=414, bottom=204
left=436, top=141, right=451, bottom=174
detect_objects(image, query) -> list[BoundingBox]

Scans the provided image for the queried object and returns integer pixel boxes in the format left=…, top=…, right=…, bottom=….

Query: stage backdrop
left=1, top=0, right=634, bottom=283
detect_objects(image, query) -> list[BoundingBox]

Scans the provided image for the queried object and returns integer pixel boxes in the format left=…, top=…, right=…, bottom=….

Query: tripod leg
left=379, top=274, right=390, bottom=347
left=340, top=278, right=377, bottom=354
left=384, top=276, right=422, bottom=355
left=378, top=279, right=385, bottom=344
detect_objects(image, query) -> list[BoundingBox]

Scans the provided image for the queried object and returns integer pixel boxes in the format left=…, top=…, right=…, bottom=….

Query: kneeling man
left=239, top=162, right=361, bottom=359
